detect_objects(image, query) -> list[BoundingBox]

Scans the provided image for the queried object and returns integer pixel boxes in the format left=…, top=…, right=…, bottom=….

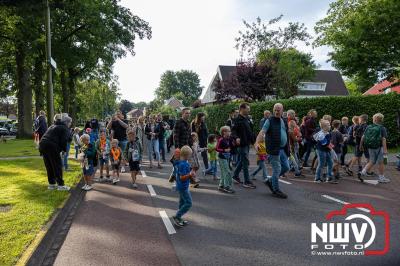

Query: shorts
left=368, top=147, right=384, bottom=165
left=112, top=162, right=120, bottom=170
left=99, top=156, right=109, bottom=166
left=83, top=164, right=95, bottom=176
left=129, top=160, right=140, bottom=172
left=355, top=144, right=370, bottom=159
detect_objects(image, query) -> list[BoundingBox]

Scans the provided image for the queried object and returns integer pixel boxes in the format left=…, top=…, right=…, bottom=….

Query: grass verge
left=0, top=139, right=38, bottom=158
left=0, top=158, right=81, bottom=266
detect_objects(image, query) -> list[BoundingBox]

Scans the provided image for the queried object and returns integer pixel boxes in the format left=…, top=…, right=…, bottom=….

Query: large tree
left=118, top=99, right=134, bottom=116
left=155, top=70, right=203, bottom=106
left=257, top=48, right=316, bottom=98
left=314, top=0, right=400, bottom=91
left=235, top=15, right=311, bottom=58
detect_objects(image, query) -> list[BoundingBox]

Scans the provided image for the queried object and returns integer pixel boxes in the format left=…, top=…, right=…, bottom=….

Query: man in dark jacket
left=173, top=108, right=192, bottom=149
left=39, top=114, right=72, bottom=191
left=255, top=103, right=289, bottom=199
left=302, top=109, right=318, bottom=167
left=231, top=103, right=256, bottom=189
left=35, top=110, right=48, bottom=140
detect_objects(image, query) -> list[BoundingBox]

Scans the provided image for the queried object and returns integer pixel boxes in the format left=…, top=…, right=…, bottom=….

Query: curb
left=26, top=178, right=86, bottom=266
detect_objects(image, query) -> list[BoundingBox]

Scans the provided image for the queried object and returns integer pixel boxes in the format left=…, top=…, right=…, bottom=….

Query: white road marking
left=147, top=184, right=157, bottom=197
left=364, top=180, right=379, bottom=185
left=279, top=179, right=292, bottom=185
left=159, top=210, right=176, bottom=235
left=141, top=170, right=147, bottom=177
left=322, top=195, right=370, bottom=213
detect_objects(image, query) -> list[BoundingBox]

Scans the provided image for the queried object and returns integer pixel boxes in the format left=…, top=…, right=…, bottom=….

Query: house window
left=299, top=82, right=327, bottom=91
left=383, top=87, right=391, bottom=94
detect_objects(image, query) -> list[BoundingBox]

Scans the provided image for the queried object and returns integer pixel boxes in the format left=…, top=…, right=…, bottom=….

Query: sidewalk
left=54, top=171, right=180, bottom=266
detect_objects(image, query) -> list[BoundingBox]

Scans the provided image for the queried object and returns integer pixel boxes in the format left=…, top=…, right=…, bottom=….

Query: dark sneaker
left=335, top=174, right=341, bottom=180
left=168, top=174, right=176, bottom=183
left=357, top=172, right=364, bottom=182
left=218, top=186, right=225, bottom=192
left=328, top=178, right=338, bottom=184
left=345, top=168, right=353, bottom=176
left=232, top=176, right=242, bottom=184
left=182, top=219, right=189, bottom=226
left=172, top=216, right=184, bottom=227
left=192, top=183, right=200, bottom=188
left=243, top=181, right=256, bottom=189
left=272, top=190, right=288, bottom=199
left=223, top=187, right=235, bottom=194
left=366, top=171, right=375, bottom=177
left=294, top=173, right=305, bottom=178
left=396, top=154, right=400, bottom=159
left=264, top=179, right=274, bottom=192
left=314, top=179, right=322, bottom=183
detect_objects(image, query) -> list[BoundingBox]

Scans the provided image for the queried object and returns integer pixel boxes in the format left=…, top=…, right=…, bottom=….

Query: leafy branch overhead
left=235, top=15, right=311, bottom=58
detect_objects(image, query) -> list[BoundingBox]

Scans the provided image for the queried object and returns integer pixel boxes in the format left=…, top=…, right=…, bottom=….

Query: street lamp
left=45, top=0, right=54, bottom=121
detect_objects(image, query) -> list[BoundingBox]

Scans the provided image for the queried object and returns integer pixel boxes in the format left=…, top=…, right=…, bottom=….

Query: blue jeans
left=205, top=160, right=217, bottom=176
left=303, top=139, right=314, bottom=165
left=118, top=140, right=128, bottom=154
left=315, top=149, right=333, bottom=181
left=270, top=149, right=290, bottom=192
left=176, top=189, right=192, bottom=219
left=251, top=160, right=268, bottom=180
left=63, top=142, right=71, bottom=170
left=148, top=138, right=160, bottom=163
left=74, top=145, right=80, bottom=159
left=233, top=145, right=250, bottom=183
left=159, top=138, right=166, bottom=161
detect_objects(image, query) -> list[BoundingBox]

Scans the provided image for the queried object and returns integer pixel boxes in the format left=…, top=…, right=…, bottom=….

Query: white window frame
left=298, top=82, right=327, bottom=91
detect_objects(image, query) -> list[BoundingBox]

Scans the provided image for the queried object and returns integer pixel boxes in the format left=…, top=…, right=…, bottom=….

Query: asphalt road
left=54, top=153, right=400, bottom=266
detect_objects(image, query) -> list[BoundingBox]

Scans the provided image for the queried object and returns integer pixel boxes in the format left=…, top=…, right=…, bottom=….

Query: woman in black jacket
left=191, top=112, right=209, bottom=169
left=39, top=114, right=72, bottom=191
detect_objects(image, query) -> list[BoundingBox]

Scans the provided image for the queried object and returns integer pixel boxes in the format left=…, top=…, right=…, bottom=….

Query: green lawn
left=0, top=158, right=81, bottom=266
left=0, top=139, right=38, bottom=158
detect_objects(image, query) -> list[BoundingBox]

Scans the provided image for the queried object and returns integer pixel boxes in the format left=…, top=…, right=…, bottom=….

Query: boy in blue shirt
left=172, top=145, right=195, bottom=227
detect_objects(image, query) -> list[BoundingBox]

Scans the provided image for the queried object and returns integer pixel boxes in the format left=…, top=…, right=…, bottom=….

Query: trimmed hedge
left=193, top=94, right=400, bottom=147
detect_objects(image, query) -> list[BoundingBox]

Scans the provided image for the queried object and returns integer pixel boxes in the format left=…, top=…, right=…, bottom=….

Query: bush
left=193, top=94, right=400, bottom=147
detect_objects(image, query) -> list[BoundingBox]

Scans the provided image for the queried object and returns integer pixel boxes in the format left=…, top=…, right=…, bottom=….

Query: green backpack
left=363, top=124, right=382, bottom=149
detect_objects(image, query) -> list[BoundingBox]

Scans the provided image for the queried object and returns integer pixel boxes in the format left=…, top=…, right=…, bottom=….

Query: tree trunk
left=60, top=68, right=69, bottom=113
left=33, top=56, right=45, bottom=116
left=16, top=44, right=33, bottom=138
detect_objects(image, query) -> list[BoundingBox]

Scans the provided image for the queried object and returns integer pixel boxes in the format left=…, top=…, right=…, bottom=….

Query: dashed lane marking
left=279, top=179, right=292, bottom=185
left=322, top=194, right=370, bottom=213
left=147, top=184, right=157, bottom=197
left=159, top=210, right=176, bottom=235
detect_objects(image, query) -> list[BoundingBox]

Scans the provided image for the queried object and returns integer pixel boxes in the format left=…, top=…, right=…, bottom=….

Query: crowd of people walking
left=37, top=102, right=397, bottom=227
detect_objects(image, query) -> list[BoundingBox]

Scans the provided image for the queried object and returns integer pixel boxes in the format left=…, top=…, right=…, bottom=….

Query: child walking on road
left=79, top=134, right=96, bottom=191
left=172, top=145, right=195, bottom=227
left=110, top=139, right=122, bottom=185
left=314, top=119, right=336, bottom=184
left=216, top=126, right=235, bottom=193
left=251, top=140, right=268, bottom=181
left=125, top=130, right=143, bottom=189
left=95, top=129, right=111, bottom=182
left=204, top=134, right=218, bottom=180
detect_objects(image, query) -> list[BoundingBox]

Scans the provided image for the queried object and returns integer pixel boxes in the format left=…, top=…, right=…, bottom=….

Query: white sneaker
left=131, top=183, right=138, bottom=189
left=48, top=184, right=57, bottom=190
left=84, top=185, right=93, bottom=191
left=57, top=185, right=70, bottom=191
left=378, top=177, right=390, bottom=183
left=105, top=177, right=112, bottom=183
left=112, top=178, right=120, bottom=184
left=81, top=184, right=88, bottom=190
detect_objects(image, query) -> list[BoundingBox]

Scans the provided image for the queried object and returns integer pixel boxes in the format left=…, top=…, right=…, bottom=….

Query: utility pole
left=45, top=0, right=54, bottom=121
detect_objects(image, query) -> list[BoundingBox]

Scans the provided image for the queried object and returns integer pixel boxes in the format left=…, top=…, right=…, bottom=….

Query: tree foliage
left=0, top=0, right=151, bottom=137
left=235, top=15, right=311, bottom=58
left=214, top=60, right=274, bottom=102
left=154, top=70, right=203, bottom=107
left=314, top=0, right=400, bottom=91
left=258, top=48, right=316, bottom=98
left=118, top=99, right=134, bottom=116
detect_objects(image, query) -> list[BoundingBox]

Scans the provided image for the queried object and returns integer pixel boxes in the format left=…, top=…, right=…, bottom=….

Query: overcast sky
left=114, top=0, right=335, bottom=103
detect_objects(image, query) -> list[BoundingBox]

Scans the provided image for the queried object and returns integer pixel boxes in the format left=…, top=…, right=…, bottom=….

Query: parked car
left=9, top=124, right=17, bottom=135
left=0, top=126, right=9, bottom=136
